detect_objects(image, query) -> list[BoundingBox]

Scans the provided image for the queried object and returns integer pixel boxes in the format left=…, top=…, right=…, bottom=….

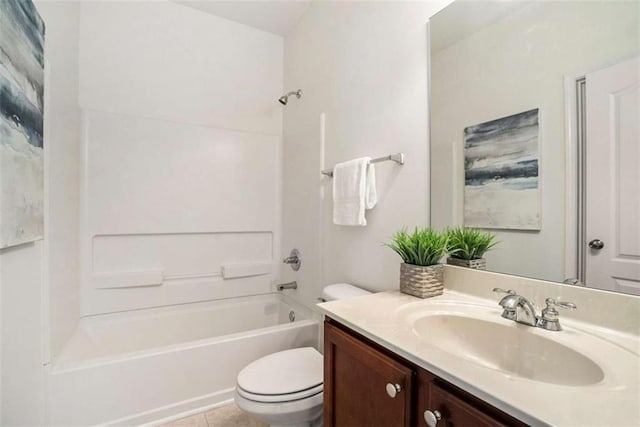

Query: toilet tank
left=322, top=283, right=371, bottom=302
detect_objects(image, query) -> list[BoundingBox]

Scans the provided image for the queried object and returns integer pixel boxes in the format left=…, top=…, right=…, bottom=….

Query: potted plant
left=386, top=227, right=448, bottom=298
left=445, top=227, right=498, bottom=270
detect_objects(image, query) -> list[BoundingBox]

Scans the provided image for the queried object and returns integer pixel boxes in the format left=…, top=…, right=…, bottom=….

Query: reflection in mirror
left=430, top=0, right=640, bottom=294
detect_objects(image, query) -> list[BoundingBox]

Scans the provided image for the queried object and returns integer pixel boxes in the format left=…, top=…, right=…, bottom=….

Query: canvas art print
left=464, top=109, right=540, bottom=230
left=0, top=0, right=45, bottom=248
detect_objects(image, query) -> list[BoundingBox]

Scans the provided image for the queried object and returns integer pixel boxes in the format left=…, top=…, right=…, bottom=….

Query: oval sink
left=412, top=314, right=604, bottom=386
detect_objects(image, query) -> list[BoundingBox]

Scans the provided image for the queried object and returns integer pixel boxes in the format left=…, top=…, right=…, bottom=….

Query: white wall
left=1, top=1, right=80, bottom=424
left=38, top=0, right=81, bottom=361
left=0, top=242, right=46, bottom=425
left=77, top=1, right=284, bottom=315
left=79, top=0, right=282, bottom=135
left=0, top=266, right=2, bottom=425
left=430, top=1, right=640, bottom=281
left=281, top=0, right=451, bottom=308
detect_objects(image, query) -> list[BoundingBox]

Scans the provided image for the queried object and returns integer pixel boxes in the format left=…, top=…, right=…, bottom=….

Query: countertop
left=317, top=289, right=640, bottom=426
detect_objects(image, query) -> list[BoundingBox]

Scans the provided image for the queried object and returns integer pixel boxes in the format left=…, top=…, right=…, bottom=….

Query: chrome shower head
left=278, top=89, right=302, bottom=106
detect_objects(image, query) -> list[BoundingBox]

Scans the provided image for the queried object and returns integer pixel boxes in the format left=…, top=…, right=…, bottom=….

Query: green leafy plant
left=386, top=227, right=448, bottom=266
left=446, top=227, right=498, bottom=260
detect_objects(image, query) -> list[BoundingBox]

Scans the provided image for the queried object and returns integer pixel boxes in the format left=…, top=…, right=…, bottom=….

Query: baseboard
left=105, top=388, right=235, bottom=426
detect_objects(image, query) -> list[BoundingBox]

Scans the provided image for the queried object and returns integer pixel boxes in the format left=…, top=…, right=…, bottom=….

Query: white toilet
left=234, top=284, right=370, bottom=427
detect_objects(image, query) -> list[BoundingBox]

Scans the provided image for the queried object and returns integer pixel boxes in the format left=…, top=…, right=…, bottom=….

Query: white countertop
left=317, top=289, right=640, bottom=426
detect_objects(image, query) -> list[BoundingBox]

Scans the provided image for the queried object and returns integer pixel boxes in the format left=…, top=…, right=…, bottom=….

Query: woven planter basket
left=399, top=263, right=444, bottom=299
left=446, top=257, right=487, bottom=270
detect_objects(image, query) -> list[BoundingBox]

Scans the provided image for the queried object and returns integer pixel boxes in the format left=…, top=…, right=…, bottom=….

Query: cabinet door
left=324, top=321, right=414, bottom=427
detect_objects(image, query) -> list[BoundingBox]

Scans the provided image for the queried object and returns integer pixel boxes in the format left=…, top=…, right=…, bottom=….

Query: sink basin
left=412, top=314, right=605, bottom=386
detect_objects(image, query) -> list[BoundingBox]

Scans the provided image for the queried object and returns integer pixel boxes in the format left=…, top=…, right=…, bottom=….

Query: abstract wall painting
left=0, top=0, right=45, bottom=248
left=464, top=109, right=540, bottom=230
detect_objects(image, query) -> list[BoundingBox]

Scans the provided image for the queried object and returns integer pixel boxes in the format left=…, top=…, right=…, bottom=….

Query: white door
left=585, top=56, right=640, bottom=295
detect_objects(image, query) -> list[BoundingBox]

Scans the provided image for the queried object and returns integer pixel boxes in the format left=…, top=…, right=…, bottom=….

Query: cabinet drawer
left=422, top=381, right=514, bottom=427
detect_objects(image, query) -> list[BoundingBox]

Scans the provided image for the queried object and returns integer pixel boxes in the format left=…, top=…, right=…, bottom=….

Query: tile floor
left=162, top=404, right=267, bottom=427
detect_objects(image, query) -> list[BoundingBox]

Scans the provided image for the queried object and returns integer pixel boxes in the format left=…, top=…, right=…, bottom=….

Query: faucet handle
left=492, top=288, right=516, bottom=295
left=282, top=248, right=301, bottom=271
left=539, top=298, right=576, bottom=331
left=545, top=297, right=577, bottom=311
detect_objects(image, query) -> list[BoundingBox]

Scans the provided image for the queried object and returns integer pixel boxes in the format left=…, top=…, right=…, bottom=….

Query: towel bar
left=321, top=153, right=404, bottom=177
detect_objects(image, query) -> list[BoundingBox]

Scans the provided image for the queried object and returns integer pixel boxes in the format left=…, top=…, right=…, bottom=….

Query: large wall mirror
left=430, top=0, right=640, bottom=295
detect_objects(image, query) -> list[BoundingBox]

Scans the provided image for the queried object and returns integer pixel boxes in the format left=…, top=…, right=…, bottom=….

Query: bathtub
left=49, top=293, right=319, bottom=426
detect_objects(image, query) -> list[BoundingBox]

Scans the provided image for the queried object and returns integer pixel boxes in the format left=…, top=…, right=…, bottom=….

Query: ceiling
left=430, top=0, right=531, bottom=53
left=172, top=0, right=313, bottom=36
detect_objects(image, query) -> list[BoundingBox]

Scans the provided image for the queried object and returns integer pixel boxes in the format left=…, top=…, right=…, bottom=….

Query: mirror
left=430, top=0, right=640, bottom=294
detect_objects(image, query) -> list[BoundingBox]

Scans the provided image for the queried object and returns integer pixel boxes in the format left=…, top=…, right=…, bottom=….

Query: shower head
left=278, top=89, right=302, bottom=105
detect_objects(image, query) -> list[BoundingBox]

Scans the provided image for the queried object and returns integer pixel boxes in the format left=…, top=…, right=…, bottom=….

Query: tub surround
left=317, top=266, right=640, bottom=426
left=78, top=0, right=283, bottom=317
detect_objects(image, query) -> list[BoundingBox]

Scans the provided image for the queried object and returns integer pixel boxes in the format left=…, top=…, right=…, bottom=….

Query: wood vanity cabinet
left=323, top=318, right=414, bottom=426
left=324, top=318, right=528, bottom=427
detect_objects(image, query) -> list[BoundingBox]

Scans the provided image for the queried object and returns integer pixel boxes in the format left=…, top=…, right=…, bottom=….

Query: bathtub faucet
left=277, top=281, right=298, bottom=291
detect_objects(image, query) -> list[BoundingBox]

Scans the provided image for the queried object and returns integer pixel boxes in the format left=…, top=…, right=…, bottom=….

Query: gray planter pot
left=399, top=263, right=444, bottom=299
left=446, top=257, right=487, bottom=270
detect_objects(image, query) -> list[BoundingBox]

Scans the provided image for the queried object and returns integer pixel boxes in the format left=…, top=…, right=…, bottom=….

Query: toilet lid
left=237, top=347, right=323, bottom=396
left=322, top=283, right=370, bottom=301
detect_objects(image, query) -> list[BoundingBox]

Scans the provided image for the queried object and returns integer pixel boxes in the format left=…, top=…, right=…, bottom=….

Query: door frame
left=564, top=71, right=585, bottom=282
left=563, top=55, right=639, bottom=284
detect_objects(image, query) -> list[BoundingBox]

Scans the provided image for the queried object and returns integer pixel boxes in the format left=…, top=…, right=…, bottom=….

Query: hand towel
left=365, top=163, right=377, bottom=210
left=333, top=157, right=377, bottom=226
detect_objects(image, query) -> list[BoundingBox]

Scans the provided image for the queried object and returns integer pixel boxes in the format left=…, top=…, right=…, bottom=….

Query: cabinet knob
left=385, top=383, right=402, bottom=398
left=423, top=410, right=442, bottom=427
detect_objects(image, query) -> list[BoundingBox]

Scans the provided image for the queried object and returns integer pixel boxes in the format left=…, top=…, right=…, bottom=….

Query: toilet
left=234, top=284, right=371, bottom=427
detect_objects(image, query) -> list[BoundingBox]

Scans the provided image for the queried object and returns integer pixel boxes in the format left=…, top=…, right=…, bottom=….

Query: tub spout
left=277, top=281, right=298, bottom=291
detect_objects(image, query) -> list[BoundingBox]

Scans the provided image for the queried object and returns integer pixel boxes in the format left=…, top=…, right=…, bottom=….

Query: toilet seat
left=237, top=383, right=323, bottom=403
left=236, top=347, right=323, bottom=403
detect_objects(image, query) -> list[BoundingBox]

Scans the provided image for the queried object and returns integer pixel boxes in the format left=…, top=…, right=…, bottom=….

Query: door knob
left=385, top=383, right=401, bottom=398
left=588, top=239, right=604, bottom=250
left=423, top=409, right=442, bottom=427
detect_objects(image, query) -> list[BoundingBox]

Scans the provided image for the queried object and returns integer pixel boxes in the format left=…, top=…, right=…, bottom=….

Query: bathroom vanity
left=317, top=266, right=640, bottom=426
left=324, top=318, right=525, bottom=426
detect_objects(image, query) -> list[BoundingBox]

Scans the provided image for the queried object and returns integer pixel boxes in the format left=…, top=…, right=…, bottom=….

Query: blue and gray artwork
left=0, top=0, right=45, bottom=248
left=464, top=109, right=540, bottom=230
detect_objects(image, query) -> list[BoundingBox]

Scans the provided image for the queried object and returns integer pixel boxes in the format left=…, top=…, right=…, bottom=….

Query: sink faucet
left=493, top=288, right=538, bottom=326
left=492, top=288, right=577, bottom=331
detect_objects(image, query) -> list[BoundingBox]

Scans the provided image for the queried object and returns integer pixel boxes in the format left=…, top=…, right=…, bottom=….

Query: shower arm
left=284, top=90, right=302, bottom=99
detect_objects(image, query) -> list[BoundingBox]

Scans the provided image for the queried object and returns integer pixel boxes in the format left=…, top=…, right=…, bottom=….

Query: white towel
left=365, top=163, right=377, bottom=210
left=333, top=157, right=377, bottom=226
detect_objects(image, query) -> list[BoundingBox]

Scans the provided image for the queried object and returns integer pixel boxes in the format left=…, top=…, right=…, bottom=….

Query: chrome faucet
left=493, top=288, right=538, bottom=326
left=277, top=281, right=298, bottom=291
left=492, top=288, right=576, bottom=331
left=562, top=277, right=584, bottom=287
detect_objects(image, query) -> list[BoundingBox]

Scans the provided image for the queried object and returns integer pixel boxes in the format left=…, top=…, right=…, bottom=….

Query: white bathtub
left=49, top=294, right=319, bottom=426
